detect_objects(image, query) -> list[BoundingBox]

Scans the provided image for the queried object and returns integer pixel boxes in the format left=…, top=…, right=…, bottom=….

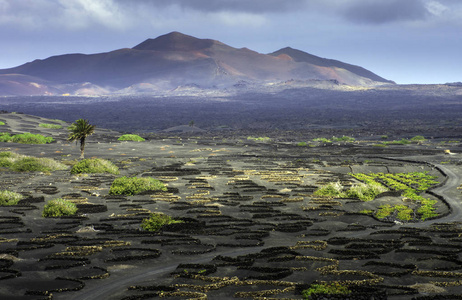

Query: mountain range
left=0, top=32, right=394, bottom=96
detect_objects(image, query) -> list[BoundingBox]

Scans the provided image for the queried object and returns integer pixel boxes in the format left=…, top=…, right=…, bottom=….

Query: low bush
left=332, top=136, right=355, bottom=142
left=0, top=132, right=12, bottom=142
left=297, top=142, right=307, bottom=147
left=0, top=151, right=14, bottom=167
left=0, top=151, right=67, bottom=172
left=411, top=135, right=427, bottom=142
left=0, top=121, right=5, bottom=125
left=70, top=158, right=119, bottom=174
left=313, top=137, right=332, bottom=143
left=0, top=190, right=24, bottom=206
left=314, top=179, right=388, bottom=202
left=375, top=204, right=413, bottom=221
left=247, top=136, right=271, bottom=142
left=388, top=139, right=411, bottom=145
left=10, top=132, right=54, bottom=144
left=11, top=157, right=67, bottom=172
left=118, top=134, right=145, bottom=142
left=313, top=182, right=343, bottom=197
left=141, top=213, right=183, bottom=232
left=346, top=182, right=388, bottom=201
left=42, top=198, right=78, bottom=217
left=109, top=176, right=167, bottom=195
left=39, top=123, right=63, bottom=129
left=302, top=283, right=351, bottom=299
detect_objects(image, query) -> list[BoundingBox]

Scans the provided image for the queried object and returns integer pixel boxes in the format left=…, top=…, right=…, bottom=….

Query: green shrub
left=302, top=283, right=350, bottom=299
left=11, top=158, right=46, bottom=172
left=315, top=178, right=387, bottom=202
left=109, top=176, right=167, bottom=195
left=247, top=136, right=271, bottom=142
left=0, top=132, right=12, bottom=142
left=118, top=134, right=145, bottom=142
left=411, top=135, right=427, bottom=142
left=332, top=136, right=355, bottom=142
left=346, top=182, right=388, bottom=201
left=0, top=151, right=13, bottom=157
left=141, top=213, right=183, bottom=232
left=297, top=142, right=307, bottom=147
left=0, top=190, right=24, bottom=206
left=42, top=198, right=78, bottom=217
left=70, top=158, right=119, bottom=174
left=388, top=139, right=411, bottom=145
left=39, top=123, right=63, bottom=129
left=0, top=158, right=13, bottom=168
left=10, top=132, right=54, bottom=144
left=313, top=137, right=332, bottom=143
left=11, top=157, right=67, bottom=172
left=0, top=152, right=67, bottom=172
left=313, top=182, right=344, bottom=198
left=0, top=121, right=5, bottom=125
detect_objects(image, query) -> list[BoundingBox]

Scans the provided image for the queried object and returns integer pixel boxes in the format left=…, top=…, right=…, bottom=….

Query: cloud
left=0, top=0, right=128, bottom=30
left=341, top=0, right=428, bottom=24
left=116, top=0, right=307, bottom=13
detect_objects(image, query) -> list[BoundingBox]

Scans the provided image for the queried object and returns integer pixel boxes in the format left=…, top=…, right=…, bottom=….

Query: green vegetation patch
left=313, top=137, right=332, bottom=143
left=0, top=132, right=54, bottom=144
left=0, top=121, right=5, bottom=125
left=0, top=190, right=24, bottom=206
left=247, top=136, right=271, bottom=142
left=375, top=204, right=413, bottom=221
left=0, top=132, right=12, bottom=142
left=313, top=136, right=355, bottom=144
left=313, top=182, right=343, bottom=198
left=332, top=136, right=355, bottom=142
left=39, top=123, right=63, bottom=129
left=109, top=176, right=167, bottom=195
left=302, top=283, right=351, bottom=299
left=0, top=151, right=67, bottom=172
left=350, top=172, right=439, bottom=221
left=385, top=139, right=411, bottom=145
left=141, top=213, right=184, bottom=232
left=345, top=182, right=388, bottom=201
left=313, top=180, right=388, bottom=202
left=42, top=198, right=78, bottom=217
left=411, top=135, right=427, bottom=142
left=70, top=158, right=119, bottom=174
left=118, top=134, right=145, bottom=142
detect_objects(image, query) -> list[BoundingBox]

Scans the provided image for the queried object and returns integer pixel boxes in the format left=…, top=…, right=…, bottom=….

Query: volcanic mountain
left=0, top=32, right=393, bottom=95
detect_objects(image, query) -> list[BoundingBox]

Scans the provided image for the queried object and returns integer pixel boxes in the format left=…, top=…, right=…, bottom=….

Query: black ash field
left=1, top=112, right=462, bottom=299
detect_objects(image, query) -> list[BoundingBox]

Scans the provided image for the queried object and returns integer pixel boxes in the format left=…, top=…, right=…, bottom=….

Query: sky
left=0, top=0, right=461, bottom=84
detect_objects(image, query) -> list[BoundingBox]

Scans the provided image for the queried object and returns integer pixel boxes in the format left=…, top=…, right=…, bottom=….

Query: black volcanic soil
left=1, top=113, right=462, bottom=299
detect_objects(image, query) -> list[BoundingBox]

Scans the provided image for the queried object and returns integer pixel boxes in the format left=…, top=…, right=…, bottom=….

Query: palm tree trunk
left=80, top=137, right=86, bottom=159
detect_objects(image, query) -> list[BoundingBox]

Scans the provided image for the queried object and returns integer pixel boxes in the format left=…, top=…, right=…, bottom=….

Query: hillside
left=0, top=32, right=393, bottom=96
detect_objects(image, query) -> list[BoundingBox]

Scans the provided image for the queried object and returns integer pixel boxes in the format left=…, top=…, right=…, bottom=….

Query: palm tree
left=68, top=119, right=95, bottom=159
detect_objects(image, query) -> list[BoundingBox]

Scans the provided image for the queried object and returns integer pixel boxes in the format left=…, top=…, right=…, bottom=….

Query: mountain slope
left=0, top=32, right=393, bottom=95
left=269, top=47, right=393, bottom=84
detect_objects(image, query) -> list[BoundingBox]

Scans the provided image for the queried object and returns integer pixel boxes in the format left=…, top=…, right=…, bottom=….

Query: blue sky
left=0, top=0, right=461, bottom=84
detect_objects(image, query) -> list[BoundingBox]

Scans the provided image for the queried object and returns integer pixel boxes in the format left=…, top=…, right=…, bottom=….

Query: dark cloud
left=117, top=0, right=307, bottom=13
left=342, top=0, right=428, bottom=24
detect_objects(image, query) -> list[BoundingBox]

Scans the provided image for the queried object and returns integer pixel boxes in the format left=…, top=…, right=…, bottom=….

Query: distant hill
left=0, top=32, right=394, bottom=96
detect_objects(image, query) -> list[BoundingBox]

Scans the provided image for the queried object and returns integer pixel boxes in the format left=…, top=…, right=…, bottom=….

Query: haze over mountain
left=0, top=32, right=393, bottom=96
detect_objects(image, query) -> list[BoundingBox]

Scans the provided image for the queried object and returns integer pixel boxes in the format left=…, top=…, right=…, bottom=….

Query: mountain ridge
left=0, top=31, right=394, bottom=96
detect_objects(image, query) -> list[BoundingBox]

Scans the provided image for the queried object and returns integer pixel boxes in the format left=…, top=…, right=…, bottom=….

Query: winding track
left=65, top=163, right=462, bottom=300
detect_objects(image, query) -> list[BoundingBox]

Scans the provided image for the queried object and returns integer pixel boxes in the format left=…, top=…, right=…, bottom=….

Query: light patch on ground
left=410, top=283, right=446, bottom=294
left=107, top=264, right=137, bottom=272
